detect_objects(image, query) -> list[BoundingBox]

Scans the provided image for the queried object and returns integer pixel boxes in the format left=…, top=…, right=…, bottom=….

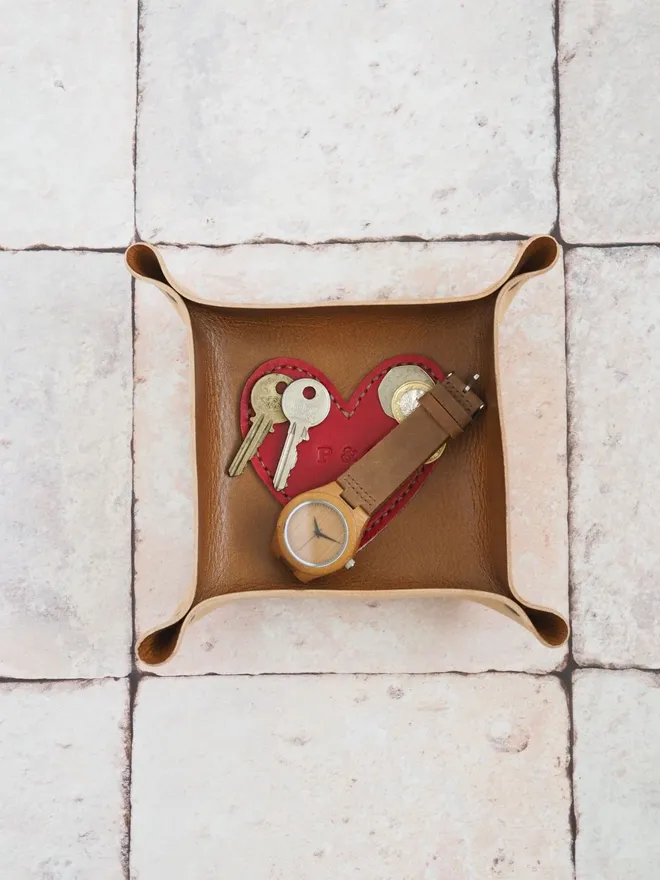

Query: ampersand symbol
left=341, top=446, right=358, bottom=463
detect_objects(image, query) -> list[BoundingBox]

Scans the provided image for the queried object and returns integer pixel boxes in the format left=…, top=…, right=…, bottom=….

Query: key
left=228, top=373, right=293, bottom=477
left=273, top=378, right=331, bottom=491
left=377, top=364, right=434, bottom=418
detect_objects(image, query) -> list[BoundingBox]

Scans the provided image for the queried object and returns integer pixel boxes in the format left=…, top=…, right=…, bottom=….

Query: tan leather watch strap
left=337, top=373, right=484, bottom=515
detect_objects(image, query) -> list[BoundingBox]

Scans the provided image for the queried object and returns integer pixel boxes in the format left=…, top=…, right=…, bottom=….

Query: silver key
left=273, top=378, right=331, bottom=490
left=228, top=373, right=292, bottom=476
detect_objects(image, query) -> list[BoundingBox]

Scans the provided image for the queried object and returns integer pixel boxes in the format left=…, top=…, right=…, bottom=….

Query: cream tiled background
left=0, top=1, right=658, bottom=878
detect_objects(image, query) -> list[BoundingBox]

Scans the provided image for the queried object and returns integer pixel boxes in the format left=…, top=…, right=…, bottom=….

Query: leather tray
left=126, top=236, right=569, bottom=664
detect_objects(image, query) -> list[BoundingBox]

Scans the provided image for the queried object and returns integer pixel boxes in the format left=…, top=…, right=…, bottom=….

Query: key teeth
left=227, top=413, right=272, bottom=477
left=273, top=457, right=292, bottom=491
left=273, top=452, right=296, bottom=491
left=272, top=458, right=287, bottom=491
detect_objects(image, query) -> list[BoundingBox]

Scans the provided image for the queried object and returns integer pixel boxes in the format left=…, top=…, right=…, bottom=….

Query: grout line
left=132, top=0, right=143, bottom=241
left=568, top=684, right=579, bottom=879
left=558, top=668, right=578, bottom=878
left=0, top=245, right=127, bottom=254
left=137, top=668, right=568, bottom=679
left=119, top=271, right=141, bottom=880
left=561, top=240, right=660, bottom=249
left=554, top=0, right=577, bottom=862
left=150, top=232, right=531, bottom=248
left=124, top=0, right=143, bottom=848
left=129, top=280, right=139, bottom=675
left=564, top=254, right=575, bottom=662
left=120, top=0, right=142, bottom=865
left=125, top=0, right=143, bottom=827
left=122, top=672, right=138, bottom=880
left=552, top=0, right=562, bottom=241
left=0, top=676, right=130, bottom=685
left=1, top=663, right=658, bottom=687
left=2, top=239, right=660, bottom=255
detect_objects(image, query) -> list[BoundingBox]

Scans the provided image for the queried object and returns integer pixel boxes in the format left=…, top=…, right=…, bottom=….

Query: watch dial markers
left=284, top=500, right=349, bottom=567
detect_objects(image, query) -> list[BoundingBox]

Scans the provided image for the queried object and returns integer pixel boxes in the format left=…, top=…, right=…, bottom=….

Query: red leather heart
left=240, top=356, right=446, bottom=547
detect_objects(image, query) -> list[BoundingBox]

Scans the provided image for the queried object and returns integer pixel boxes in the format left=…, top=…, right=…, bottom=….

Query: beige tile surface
left=133, top=241, right=568, bottom=673
left=560, top=0, right=660, bottom=242
left=131, top=673, right=572, bottom=880
left=0, top=679, right=128, bottom=879
left=0, top=0, right=136, bottom=248
left=0, top=253, right=133, bottom=678
left=137, top=0, right=556, bottom=243
left=8, top=0, right=660, bottom=871
left=574, top=669, right=660, bottom=880
left=567, top=248, right=660, bottom=667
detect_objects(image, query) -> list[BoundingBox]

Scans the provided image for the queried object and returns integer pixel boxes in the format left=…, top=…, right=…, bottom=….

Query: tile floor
left=0, top=1, right=658, bottom=878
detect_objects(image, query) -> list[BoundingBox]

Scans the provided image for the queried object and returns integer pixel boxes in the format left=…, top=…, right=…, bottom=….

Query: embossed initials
left=341, top=446, right=358, bottom=463
left=317, top=445, right=360, bottom=464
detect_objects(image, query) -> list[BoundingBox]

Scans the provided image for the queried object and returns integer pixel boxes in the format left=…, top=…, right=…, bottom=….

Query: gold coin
left=391, top=380, right=446, bottom=464
left=378, top=364, right=434, bottom=418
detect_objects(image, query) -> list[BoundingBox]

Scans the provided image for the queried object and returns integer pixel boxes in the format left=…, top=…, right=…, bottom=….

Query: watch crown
left=344, top=558, right=356, bottom=570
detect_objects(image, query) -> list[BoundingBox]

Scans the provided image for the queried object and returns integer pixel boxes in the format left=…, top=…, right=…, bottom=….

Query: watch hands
left=317, top=530, right=342, bottom=544
left=299, top=533, right=318, bottom=551
left=313, top=516, right=340, bottom=544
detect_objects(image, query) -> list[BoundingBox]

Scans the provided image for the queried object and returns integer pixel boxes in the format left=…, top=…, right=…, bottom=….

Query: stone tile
left=137, top=0, right=556, bottom=244
left=0, top=679, right=128, bottom=879
left=131, top=673, right=572, bottom=880
left=567, top=248, right=660, bottom=667
left=560, top=0, right=660, bottom=242
left=0, top=253, right=132, bottom=677
left=0, top=1, right=135, bottom=248
left=134, top=241, right=568, bottom=673
left=574, top=669, right=660, bottom=879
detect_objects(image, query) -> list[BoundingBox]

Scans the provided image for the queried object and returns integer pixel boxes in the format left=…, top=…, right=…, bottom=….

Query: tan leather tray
left=126, top=236, right=569, bottom=664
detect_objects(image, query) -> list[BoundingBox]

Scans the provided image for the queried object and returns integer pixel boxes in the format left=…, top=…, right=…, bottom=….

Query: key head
left=281, top=378, right=331, bottom=427
left=250, top=373, right=292, bottom=425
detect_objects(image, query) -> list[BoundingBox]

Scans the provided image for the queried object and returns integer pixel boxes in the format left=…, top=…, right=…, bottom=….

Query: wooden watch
left=272, top=372, right=485, bottom=582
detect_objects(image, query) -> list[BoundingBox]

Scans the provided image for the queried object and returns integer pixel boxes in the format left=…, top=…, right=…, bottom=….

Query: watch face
left=283, top=499, right=349, bottom=568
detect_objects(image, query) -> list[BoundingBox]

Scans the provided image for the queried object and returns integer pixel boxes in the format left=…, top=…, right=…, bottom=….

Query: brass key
left=273, top=379, right=331, bottom=491
left=228, top=373, right=293, bottom=477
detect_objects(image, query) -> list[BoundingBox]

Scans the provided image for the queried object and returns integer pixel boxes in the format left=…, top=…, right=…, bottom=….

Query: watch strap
left=337, top=373, right=484, bottom=515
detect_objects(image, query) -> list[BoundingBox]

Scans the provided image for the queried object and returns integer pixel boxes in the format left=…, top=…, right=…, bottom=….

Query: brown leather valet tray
left=126, top=236, right=569, bottom=664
